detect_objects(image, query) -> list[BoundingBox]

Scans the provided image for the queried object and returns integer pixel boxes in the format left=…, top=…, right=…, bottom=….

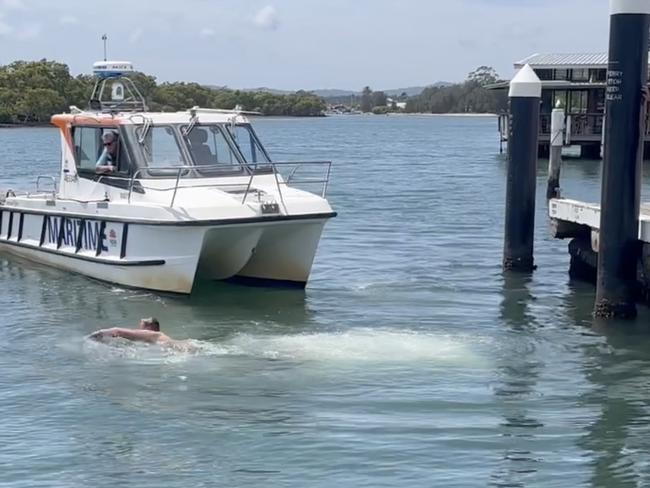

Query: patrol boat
left=0, top=61, right=336, bottom=293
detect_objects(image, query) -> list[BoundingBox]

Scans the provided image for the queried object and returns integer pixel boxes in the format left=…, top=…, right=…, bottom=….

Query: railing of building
left=499, top=112, right=650, bottom=145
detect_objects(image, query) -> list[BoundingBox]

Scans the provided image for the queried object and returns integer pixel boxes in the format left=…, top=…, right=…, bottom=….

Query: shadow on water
left=0, top=255, right=314, bottom=341
left=562, top=280, right=650, bottom=488
left=179, top=280, right=314, bottom=332
left=490, top=272, right=543, bottom=488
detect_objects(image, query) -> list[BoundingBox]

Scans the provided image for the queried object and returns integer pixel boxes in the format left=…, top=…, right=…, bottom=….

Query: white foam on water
left=107, top=286, right=167, bottom=303
left=80, top=329, right=490, bottom=368
left=207, top=328, right=489, bottom=366
left=81, top=337, right=206, bottom=364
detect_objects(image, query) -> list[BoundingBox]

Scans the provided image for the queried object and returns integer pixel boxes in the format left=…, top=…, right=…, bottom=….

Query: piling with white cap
left=594, top=0, right=650, bottom=318
left=547, top=102, right=565, bottom=200
left=503, top=64, right=541, bottom=272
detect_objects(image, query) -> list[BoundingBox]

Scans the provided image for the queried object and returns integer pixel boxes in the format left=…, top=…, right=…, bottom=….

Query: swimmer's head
left=139, top=317, right=160, bottom=331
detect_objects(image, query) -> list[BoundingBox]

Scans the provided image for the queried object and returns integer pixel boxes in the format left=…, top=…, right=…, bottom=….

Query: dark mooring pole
left=594, top=0, right=650, bottom=319
left=503, top=64, right=541, bottom=272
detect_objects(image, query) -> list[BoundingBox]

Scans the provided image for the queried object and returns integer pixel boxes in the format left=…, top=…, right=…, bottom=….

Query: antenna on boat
left=101, top=34, right=108, bottom=61
left=89, top=60, right=148, bottom=113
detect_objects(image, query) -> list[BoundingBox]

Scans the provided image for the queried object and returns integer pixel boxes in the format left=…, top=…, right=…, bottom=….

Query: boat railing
left=268, top=161, right=332, bottom=198
left=35, top=175, right=57, bottom=199
left=127, top=161, right=332, bottom=209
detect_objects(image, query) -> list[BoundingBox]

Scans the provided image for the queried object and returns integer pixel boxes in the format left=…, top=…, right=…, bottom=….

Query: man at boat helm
left=88, top=317, right=198, bottom=352
left=95, top=130, right=119, bottom=174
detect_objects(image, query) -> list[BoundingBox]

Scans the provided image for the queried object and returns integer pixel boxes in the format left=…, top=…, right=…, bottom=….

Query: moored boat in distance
left=0, top=61, right=336, bottom=293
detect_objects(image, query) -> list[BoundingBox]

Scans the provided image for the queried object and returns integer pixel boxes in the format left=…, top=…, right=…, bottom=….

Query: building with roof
left=494, top=52, right=650, bottom=158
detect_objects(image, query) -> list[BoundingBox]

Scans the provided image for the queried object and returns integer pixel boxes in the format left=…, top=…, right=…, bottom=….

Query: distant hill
left=203, top=83, right=453, bottom=99
left=314, top=83, right=452, bottom=99
left=240, top=87, right=294, bottom=95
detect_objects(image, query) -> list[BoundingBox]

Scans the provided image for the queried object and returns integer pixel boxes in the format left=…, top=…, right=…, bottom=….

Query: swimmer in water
left=88, top=317, right=198, bottom=353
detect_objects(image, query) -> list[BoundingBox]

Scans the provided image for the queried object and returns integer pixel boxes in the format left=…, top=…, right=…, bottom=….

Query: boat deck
left=549, top=198, right=650, bottom=242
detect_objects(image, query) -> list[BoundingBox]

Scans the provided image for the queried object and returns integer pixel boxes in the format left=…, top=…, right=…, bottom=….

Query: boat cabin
left=53, top=61, right=273, bottom=193
left=53, top=111, right=272, bottom=181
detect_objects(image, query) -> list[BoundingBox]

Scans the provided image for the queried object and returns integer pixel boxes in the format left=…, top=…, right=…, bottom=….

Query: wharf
left=549, top=198, right=650, bottom=305
left=550, top=199, right=650, bottom=243
left=501, top=1, right=650, bottom=317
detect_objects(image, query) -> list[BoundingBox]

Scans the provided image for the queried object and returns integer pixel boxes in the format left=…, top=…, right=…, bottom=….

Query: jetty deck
left=550, top=199, right=650, bottom=243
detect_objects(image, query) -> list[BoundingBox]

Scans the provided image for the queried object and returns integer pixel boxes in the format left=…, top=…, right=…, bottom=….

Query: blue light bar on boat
left=92, top=61, right=135, bottom=79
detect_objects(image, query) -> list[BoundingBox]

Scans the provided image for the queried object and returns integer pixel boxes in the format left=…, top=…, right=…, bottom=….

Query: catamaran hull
left=0, top=242, right=200, bottom=293
left=234, top=221, right=326, bottom=286
left=0, top=209, right=331, bottom=293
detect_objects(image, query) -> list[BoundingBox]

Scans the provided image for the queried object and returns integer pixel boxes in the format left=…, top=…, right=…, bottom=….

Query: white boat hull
left=0, top=208, right=331, bottom=293
left=235, top=220, right=326, bottom=285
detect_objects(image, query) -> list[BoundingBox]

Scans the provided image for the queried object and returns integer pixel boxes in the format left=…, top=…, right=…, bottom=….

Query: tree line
left=0, top=60, right=507, bottom=124
left=353, top=67, right=507, bottom=114
left=0, top=59, right=326, bottom=124
left=405, top=66, right=507, bottom=114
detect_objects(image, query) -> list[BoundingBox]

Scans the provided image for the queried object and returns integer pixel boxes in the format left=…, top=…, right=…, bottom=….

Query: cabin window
left=535, top=69, right=553, bottom=81
left=572, top=69, right=589, bottom=82
left=553, top=90, right=567, bottom=110
left=140, top=126, right=185, bottom=168
left=185, top=125, right=241, bottom=168
left=569, top=91, right=588, bottom=114
left=227, top=124, right=270, bottom=164
left=72, top=126, right=132, bottom=176
left=541, top=90, right=554, bottom=113
left=591, top=69, right=607, bottom=82
left=553, top=69, right=569, bottom=81
left=73, top=127, right=101, bottom=171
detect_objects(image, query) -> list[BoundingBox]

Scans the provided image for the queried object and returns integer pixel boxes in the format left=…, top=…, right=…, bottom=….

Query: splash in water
left=213, top=328, right=490, bottom=366
left=81, top=328, right=489, bottom=367
left=82, top=336, right=205, bottom=364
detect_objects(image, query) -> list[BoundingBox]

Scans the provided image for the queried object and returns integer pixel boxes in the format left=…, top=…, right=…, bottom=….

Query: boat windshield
left=226, top=124, right=271, bottom=164
left=138, top=125, right=186, bottom=168
left=126, top=123, right=270, bottom=178
left=183, top=124, right=243, bottom=170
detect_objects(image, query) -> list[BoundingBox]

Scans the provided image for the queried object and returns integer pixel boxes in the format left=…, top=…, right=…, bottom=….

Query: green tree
left=467, top=66, right=500, bottom=87
left=0, top=58, right=329, bottom=123
left=371, top=90, right=387, bottom=108
left=404, top=66, right=507, bottom=114
left=360, top=86, right=372, bottom=113
left=15, top=88, right=66, bottom=122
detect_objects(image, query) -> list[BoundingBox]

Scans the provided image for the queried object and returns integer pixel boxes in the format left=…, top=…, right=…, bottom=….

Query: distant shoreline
left=0, top=123, right=51, bottom=128
left=325, top=112, right=496, bottom=118
left=391, top=112, right=496, bottom=117
left=0, top=112, right=498, bottom=128
left=323, top=112, right=497, bottom=118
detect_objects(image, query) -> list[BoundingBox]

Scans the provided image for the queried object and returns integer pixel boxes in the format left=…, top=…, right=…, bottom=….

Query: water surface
left=2, top=116, right=650, bottom=487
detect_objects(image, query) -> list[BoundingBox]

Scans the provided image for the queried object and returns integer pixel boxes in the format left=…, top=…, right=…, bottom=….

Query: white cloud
left=0, top=17, right=12, bottom=36
left=15, top=22, right=40, bottom=40
left=253, top=5, right=279, bottom=30
left=59, top=15, right=78, bottom=25
left=129, top=27, right=143, bottom=44
left=199, top=27, right=215, bottom=38
left=1, top=0, right=25, bottom=11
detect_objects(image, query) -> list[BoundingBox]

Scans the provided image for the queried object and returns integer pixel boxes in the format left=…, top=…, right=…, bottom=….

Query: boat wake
left=217, top=328, right=488, bottom=365
left=82, top=329, right=489, bottom=367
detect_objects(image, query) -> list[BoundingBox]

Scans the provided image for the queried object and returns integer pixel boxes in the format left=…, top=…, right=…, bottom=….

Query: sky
left=0, top=0, right=612, bottom=91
